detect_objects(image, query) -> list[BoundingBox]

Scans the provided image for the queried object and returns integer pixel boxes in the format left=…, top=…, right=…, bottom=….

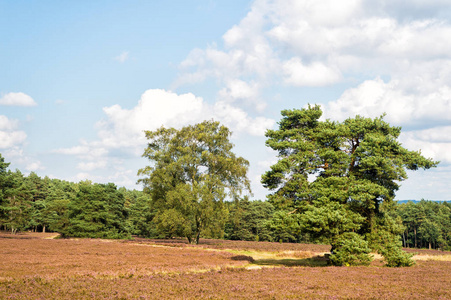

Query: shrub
left=379, top=243, right=415, bottom=267
left=368, top=228, right=415, bottom=267
left=329, top=232, right=373, bottom=266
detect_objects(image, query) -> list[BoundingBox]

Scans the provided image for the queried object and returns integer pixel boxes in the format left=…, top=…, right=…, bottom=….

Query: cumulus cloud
left=282, top=58, right=342, bottom=86
left=0, top=131, right=27, bottom=149
left=77, top=161, right=108, bottom=171
left=0, top=92, right=37, bottom=106
left=176, top=0, right=451, bottom=112
left=96, top=89, right=273, bottom=151
left=96, top=89, right=206, bottom=150
left=325, top=77, right=451, bottom=125
left=53, top=143, right=108, bottom=160
left=0, top=115, right=27, bottom=149
left=26, top=161, right=44, bottom=172
left=2, top=144, right=44, bottom=174
left=400, top=127, right=451, bottom=165
left=53, top=89, right=274, bottom=175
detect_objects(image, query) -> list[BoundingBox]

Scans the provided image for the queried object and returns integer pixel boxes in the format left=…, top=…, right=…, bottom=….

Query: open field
left=1, top=233, right=451, bottom=299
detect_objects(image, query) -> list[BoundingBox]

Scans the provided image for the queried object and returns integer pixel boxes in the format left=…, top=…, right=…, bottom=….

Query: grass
left=413, top=254, right=451, bottom=261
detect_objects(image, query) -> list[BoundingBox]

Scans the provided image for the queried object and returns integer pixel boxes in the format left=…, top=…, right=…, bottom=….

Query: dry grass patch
left=413, top=254, right=451, bottom=261
left=0, top=231, right=60, bottom=239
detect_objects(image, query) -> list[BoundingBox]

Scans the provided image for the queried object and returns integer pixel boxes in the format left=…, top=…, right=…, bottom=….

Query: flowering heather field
left=1, top=234, right=451, bottom=299
left=0, top=237, right=247, bottom=279
left=132, top=237, right=332, bottom=253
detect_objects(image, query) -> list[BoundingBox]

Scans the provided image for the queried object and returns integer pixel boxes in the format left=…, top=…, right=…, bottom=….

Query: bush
left=329, top=232, right=373, bottom=266
left=368, top=228, right=415, bottom=267
left=379, top=243, right=415, bottom=267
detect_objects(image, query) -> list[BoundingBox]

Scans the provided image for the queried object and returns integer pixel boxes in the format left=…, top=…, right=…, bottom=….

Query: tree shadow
left=252, top=255, right=329, bottom=267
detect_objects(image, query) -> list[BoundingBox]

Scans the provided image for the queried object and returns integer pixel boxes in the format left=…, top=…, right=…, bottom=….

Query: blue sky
left=1, top=0, right=450, bottom=200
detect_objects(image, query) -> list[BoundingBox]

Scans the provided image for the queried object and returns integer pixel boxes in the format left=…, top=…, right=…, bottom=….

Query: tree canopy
left=138, top=120, right=251, bottom=244
left=262, top=105, right=439, bottom=265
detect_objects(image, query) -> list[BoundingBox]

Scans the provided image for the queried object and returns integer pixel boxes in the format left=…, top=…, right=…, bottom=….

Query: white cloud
left=96, top=89, right=274, bottom=152
left=176, top=0, right=451, bottom=98
left=26, top=161, right=44, bottom=172
left=53, top=145, right=90, bottom=155
left=218, top=79, right=266, bottom=111
left=96, top=89, right=206, bottom=150
left=2, top=145, right=44, bottom=174
left=74, top=172, right=93, bottom=182
left=0, top=115, right=19, bottom=131
left=0, top=131, right=27, bottom=149
left=114, top=51, right=129, bottom=63
left=77, top=161, right=108, bottom=171
left=324, top=76, right=451, bottom=126
left=400, top=127, right=451, bottom=165
left=0, top=115, right=27, bottom=149
left=53, top=89, right=274, bottom=186
left=283, top=58, right=342, bottom=86
left=0, top=92, right=37, bottom=106
left=53, top=144, right=108, bottom=159
left=213, top=101, right=274, bottom=137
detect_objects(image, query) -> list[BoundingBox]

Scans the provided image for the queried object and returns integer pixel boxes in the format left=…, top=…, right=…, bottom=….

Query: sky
left=1, top=0, right=450, bottom=200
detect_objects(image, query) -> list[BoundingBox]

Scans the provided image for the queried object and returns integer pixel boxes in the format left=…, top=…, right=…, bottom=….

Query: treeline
left=1, top=154, right=450, bottom=250
left=0, top=154, right=297, bottom=242
left=0, top=153, right=306, bottom=242
left=0, top=157, right=127, bottom=238
left=396, top=201, right=451, bottom=250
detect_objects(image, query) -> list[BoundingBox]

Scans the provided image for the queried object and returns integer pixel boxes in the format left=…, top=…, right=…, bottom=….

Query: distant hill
left=396, top=200, right=451, bottom=204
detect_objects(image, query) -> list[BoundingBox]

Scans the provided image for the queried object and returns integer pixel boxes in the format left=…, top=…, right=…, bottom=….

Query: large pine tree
left=262, top=105, right=438, bottom=266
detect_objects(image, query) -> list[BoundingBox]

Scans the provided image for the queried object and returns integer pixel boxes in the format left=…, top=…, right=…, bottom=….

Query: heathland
left=1, top=232, right=450, bottom=299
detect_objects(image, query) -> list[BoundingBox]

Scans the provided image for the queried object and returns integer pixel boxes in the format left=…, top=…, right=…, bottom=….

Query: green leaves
left=263, top=105, right=439, bottom=265
left=329, top=232, right=373, bottom=266
left=65, top=182, right=129, bottom=239
left=138, top=120, right=251, bottom=244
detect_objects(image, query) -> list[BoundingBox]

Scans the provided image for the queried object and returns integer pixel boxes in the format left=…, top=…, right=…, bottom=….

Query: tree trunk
left=429, top=242, right=431, bottom=250
left=43, top=225, right=46, bottom=233
left=414, top=227, right=417, bottom=248
left=195, top=231, right=201, bottom=244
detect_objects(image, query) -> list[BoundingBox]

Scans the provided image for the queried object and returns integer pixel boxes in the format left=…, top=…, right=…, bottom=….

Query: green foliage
left=138, top=120, right=251, bottom=244
left=370, top=229, right=415, bottom=267
left=0, top=154, right=11, bottom=228
left=225, top=198, right=274, bottom=241
left=329, top=232, right=373, bottom=266
left=125, top=189, right=156, bottom=237
left=381, top=243, right=415, bottom=267
left=396, top=200, right=451, bottom=250
left=266, top=210, right=302, bottom=243
left=262, top=106, right=438, bottom=265
left=299, top=199, right=365, bottom=243
left=64, top=181, right=130, bottom=239
left=0, top=152, right=145, bottom=238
